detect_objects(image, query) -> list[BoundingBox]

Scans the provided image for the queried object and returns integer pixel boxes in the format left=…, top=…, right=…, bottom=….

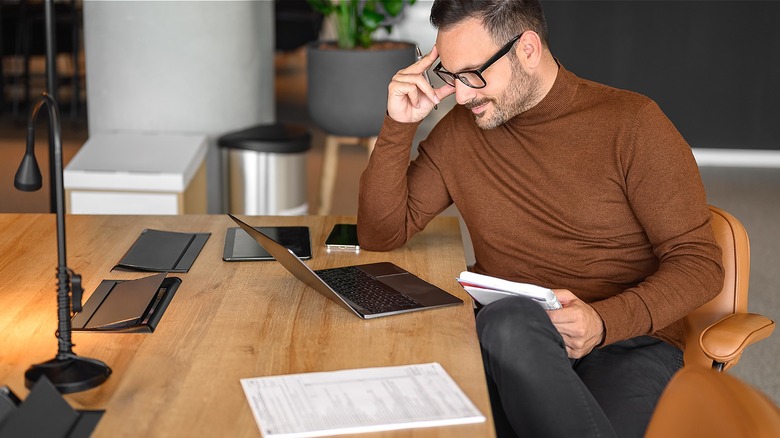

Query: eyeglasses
left=433, top=33, right=523, bottom=89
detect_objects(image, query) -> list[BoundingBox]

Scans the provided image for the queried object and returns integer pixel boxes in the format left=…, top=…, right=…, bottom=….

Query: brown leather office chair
left=644, top=206, right=779, bottom=437
left=682, top=205, right=775, bottom=371
left=645, top=367, right=780, bottom=438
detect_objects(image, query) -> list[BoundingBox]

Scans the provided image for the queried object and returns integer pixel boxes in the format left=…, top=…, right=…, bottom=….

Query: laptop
left=228, top=214, right=463, bottom=319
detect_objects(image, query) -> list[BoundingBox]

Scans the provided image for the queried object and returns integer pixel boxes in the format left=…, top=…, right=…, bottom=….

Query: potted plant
left=305, top=0, right=417, bottom=138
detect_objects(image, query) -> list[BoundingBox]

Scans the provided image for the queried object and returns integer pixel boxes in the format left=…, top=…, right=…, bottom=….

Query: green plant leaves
left=306, top=0, right=416, bottom=49
left=306, top=0, right=334, bottom=15
left=381, top=0, right=406, bottom=17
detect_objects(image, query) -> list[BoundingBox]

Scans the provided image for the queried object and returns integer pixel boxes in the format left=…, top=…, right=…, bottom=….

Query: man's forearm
left=357, top=116, right=421, bottom=251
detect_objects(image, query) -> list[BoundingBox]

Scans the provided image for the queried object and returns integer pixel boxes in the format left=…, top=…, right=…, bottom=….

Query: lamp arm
left=26, top=94, right=66, bottom=266
left=26, top=93, right=78, bottom=357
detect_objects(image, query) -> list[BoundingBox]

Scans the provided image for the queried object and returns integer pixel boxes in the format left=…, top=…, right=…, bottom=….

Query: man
left=357, top=1, right=724, bottom=437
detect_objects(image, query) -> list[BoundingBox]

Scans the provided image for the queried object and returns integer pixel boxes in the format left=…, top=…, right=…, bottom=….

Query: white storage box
left=64, top=133, right=208, bottom=214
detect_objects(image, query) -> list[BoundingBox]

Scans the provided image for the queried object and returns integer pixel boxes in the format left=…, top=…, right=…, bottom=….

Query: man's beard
left=468, top=56, right=542, bottom=130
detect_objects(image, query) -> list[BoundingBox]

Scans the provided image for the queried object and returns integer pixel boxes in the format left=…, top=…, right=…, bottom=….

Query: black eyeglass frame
left=433, top=33, right=523, bottom=89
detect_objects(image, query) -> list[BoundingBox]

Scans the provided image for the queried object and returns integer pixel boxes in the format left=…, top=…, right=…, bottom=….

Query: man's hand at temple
left=548, top=289, right=606, bottom=359
left=387, top=45, right=454, bottom=124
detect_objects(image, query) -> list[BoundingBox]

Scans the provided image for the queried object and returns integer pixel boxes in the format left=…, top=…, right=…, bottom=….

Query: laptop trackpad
left=358, top=262, right=407, bottom=277
left=377, top=274, right=461, bottom=306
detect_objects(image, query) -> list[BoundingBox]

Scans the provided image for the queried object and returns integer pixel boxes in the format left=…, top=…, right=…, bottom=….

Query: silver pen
left=416, top=45, right=437, bottom=110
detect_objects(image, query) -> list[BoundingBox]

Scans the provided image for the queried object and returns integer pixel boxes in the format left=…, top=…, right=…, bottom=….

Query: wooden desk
left=0, top=214, right=494, bottom=437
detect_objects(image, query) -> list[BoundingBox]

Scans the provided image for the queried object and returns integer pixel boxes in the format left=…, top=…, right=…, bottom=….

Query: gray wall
left=544, top=0, right=780, bottom=150
left=83, top=1, right=275, bottom=212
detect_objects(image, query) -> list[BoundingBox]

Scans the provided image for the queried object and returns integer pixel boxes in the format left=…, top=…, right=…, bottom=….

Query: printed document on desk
left=240, top=362, right=485, bottom=437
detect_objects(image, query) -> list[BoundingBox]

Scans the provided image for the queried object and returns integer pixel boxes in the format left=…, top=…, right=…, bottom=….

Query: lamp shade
left=14, top=153, right=43, bottom=192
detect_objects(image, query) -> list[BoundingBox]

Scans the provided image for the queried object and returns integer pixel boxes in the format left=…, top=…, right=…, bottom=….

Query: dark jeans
left=476, top=296, right=683, bottom=438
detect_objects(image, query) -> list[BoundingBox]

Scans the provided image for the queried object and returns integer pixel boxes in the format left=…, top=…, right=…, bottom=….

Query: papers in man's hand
left=240, top=363, right=485, bottom=437
left=457, top=271, right=562, bottom=310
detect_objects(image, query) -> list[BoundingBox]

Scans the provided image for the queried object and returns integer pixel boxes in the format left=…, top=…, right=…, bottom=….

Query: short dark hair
left=430, top=0, right=549, bottom=48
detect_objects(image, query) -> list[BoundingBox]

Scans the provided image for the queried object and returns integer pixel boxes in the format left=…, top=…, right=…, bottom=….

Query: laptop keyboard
left=315, top=266, right=422, bottom=314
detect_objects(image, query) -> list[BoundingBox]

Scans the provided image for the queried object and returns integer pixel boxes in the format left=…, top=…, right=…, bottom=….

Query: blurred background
left=0, top=0, right=777, bottom=404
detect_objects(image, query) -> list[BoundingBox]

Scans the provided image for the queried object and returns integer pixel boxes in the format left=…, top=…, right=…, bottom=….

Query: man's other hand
left=547, top=289, right=605, bottom=359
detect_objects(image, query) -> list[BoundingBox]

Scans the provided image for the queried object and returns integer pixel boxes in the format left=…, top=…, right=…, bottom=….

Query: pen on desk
left=416, top=46, right=438, bottom=110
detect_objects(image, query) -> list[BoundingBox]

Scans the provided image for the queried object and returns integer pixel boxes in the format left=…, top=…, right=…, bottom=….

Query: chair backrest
left=645, top=367, right=780, bottom=438
left=683, top=205, right=751, bottom=368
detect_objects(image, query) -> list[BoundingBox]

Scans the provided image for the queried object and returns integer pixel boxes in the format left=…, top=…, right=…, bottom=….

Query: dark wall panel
left=543, top=1, right=780, bottom=149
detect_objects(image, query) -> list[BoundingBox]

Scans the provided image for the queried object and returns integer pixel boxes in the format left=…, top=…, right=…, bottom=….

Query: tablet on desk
left=223, top=226, right=312, bottom=261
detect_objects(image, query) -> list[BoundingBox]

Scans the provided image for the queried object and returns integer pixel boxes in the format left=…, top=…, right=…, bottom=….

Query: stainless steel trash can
left=218, top=124, right=311, bottom=215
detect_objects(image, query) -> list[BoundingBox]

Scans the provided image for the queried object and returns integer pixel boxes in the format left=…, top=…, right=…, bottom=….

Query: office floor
left=1, top=48, right=778, bottom=405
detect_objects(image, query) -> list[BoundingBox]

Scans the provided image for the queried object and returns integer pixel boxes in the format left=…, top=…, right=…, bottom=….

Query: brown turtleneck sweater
left=357, top=64, right=724, bottom=350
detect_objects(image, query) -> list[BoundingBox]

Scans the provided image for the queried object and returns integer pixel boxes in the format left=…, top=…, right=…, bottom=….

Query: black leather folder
left=0, top=377, right=103, bottom=438
left=72, top=273, right=180, bottom=333
left=114, top=229, right=210, bottom=273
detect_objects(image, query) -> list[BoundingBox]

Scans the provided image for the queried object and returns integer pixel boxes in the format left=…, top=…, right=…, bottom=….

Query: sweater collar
left=506, top=59, right=578, bottom=127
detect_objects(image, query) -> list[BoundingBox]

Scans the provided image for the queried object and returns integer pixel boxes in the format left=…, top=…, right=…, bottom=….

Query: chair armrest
left=700, top=313, right=775, bottom=366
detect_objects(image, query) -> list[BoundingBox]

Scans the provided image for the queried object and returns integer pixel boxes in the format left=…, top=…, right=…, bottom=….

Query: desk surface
left=0, top=214, right=494, bottom=437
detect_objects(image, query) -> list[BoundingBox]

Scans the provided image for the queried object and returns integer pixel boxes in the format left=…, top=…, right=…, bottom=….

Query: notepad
left=114, top=229, right=210, bottom=272
left=457, top=271, right=561, bottom=310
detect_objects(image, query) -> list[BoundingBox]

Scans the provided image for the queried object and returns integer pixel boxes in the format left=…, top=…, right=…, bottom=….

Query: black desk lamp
left=14, top=92, right=112, bottom=394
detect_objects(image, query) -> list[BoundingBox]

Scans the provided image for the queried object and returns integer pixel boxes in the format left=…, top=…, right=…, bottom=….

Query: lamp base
left=25, top=354, right=111, bottom=394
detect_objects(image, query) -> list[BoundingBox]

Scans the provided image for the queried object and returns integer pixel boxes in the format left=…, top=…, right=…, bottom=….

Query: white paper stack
left=456, top=271, right=562, bottom=310
left=240, top=362, right=485, bottom=437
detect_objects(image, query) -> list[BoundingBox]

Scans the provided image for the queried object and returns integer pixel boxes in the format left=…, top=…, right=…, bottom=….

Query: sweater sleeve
left=590, top=101, right=724, bottom=346
left=357, top=115, right=454, bottom=251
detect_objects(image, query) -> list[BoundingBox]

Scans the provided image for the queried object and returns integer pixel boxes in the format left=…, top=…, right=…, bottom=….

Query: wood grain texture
left=0, top=214, right=494, bottom=437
